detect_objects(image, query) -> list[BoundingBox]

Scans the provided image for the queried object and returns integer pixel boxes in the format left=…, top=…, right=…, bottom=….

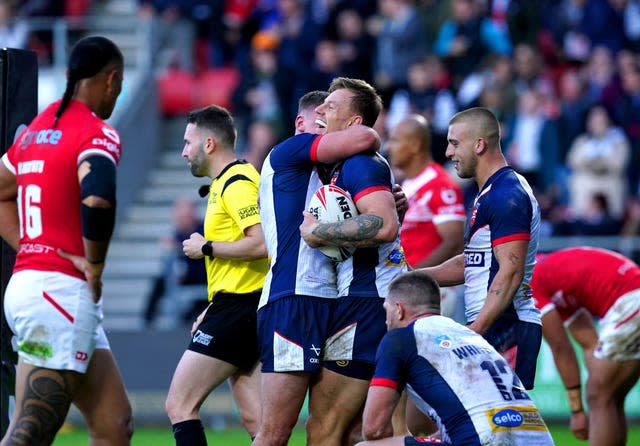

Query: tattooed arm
left=300, top=189, right=398, bottom=248
left=468, top=239, right=528, bottom=335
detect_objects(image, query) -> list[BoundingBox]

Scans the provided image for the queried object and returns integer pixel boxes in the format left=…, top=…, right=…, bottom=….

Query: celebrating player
left=417, top=107, right=542, bottom=390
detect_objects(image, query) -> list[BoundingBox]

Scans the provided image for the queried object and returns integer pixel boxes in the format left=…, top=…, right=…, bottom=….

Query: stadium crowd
left=139, top=0, right=640, bottom=240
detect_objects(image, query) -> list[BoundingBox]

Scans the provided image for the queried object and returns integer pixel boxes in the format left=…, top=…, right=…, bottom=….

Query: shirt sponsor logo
left=92, top=137, right=120, bottom=155
left=485, top=406, right=548, bottom=431
left=20, top=129, right=63, bottom=148
left=385, top=248, right=406, bottom=266
left=434, top=335, right=452, bottom=349
left=464, top=251, right=484, bottom=267
left=18, top=160, right=45, bottom=174
left=102, top=126, right=120, bottom=144
left=75, top=351, right=88, bottom=361
left=239, top=205, right=259, bottom=219
left=192, top=330, right=213, bottom=346
left=310, top=344, right=322, bottom=363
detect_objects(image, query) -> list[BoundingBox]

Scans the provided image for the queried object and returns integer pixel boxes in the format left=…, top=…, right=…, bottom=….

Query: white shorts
left=596, top=289, right=640, bottom=361
left=3, top=270, right=109, bottom=373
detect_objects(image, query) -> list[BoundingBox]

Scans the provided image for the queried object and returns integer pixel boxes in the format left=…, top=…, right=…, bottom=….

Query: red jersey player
left=532, top=247, right=640, bottom=445
left=387, top=114, right=465, bottom=269
left=0, top=36, right=132, bottom=445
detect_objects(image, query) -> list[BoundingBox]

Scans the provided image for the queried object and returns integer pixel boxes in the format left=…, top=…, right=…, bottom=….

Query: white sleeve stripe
left=539, top=303, right=555, bottom=317
left=77, top=148, right=117, bottom=166
left=1, top=153, right=16, bottom=175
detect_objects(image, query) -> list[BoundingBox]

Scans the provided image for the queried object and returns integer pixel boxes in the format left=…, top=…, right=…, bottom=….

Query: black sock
left=172, top=419, right=207, bottom=446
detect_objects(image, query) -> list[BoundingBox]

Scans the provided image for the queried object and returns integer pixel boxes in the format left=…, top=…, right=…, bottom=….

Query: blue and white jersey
left=330, top=153, right=407, bottom=298
left=259, top=133, right=338, bottom=309
left=464, top=166, right=541, bottom=325
left=371, top=315, right=553, bottom=446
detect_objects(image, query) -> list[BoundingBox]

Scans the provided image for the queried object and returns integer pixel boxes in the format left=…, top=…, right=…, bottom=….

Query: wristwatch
left=201, top=240, right=213, bottom=258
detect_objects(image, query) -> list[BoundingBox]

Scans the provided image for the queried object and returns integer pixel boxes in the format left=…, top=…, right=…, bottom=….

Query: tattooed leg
left=2, top=363, right=80, bottom=446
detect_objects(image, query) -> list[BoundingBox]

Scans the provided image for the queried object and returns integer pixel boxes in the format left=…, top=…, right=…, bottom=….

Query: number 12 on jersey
left=480, top=359, right=530, bottom=401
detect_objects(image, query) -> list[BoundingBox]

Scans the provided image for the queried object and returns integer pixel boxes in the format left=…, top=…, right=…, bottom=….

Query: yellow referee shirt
left=204, top=160, right=268, bottom=300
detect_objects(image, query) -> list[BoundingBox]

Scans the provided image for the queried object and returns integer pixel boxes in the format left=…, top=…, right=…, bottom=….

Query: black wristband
left=87, top=258, right=105, bottom=265
left=201, top=240, right=213, bottom=258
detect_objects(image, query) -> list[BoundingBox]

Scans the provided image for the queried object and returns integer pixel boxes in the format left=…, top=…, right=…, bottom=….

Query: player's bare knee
left=88, top=412, right=134, bottom=443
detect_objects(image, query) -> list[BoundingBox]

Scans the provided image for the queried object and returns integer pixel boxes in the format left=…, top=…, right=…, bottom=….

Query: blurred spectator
left=502, top=88, right=560, bottom=193
left=567, top=105, right=630, bottom=220
left=0, top=0, right=27, bottom=49
left=556, top=69, right=591, bottom=159
left=553, top=192, right=621, bottom=235
left=232, top=30, right=286, bottom=145
left=386, top=55, right=457, bottom=164
left=613, top=57, right=640, bottom=194
left=333, top=8, right=374, bottom=82
left=582, top=45, right=623, bottom=112
left=433, top=0, right=512, bottom=89
left=489, top=0, right=540, bottom=46
left=137, top=0, right=197, bottom=72
left=144, top=198, right=208, bottom=328
left=579, top=0, right=626, bottom=53
left=371, top=0, right=428, bottom=103
left=457, top=52, right=517, bottom=119
left=308, top=39, right=345, bottom=91
left=621, top=196, right=640, bottom=236
left=268, top=0, right=321, bottom=129
left=619, top=0, right=640, bottom=51
left=242, top=119, right=280, bottom=172
left=512, top=43, right=555, bottom=97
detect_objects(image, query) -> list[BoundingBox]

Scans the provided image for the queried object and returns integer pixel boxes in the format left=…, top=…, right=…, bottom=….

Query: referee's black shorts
left=187, top=291, right=260, bottom=371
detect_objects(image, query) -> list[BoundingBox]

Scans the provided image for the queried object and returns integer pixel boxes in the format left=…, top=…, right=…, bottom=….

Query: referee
left=165, top=105, right=268, bottom=446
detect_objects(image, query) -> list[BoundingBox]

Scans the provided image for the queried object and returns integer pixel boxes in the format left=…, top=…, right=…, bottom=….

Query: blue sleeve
left=269, top=133, right=321, bottom=169
left=371, top=328, right=413, bottom=392
left=488, top=179, right=533, bottom=244
left=339, top=154, right=392, bottom=202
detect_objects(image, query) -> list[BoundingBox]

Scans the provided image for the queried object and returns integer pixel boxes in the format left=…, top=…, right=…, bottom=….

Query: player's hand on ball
left=183, top=232, right=206, bottom=259
left=300, top=211, right=322, bottom=247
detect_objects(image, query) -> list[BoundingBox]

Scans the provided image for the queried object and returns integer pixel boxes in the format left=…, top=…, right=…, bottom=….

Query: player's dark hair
left=298, top=90, right=328, bottom=113
left=54, top=36, right=124, bottom=127
left=188, top=105, right=237, bottom=151
left=328, top=77, right=382, bottom=127
left=449, top=107, right=501, bottom=148
left=388, top=271, right=441, bottom=312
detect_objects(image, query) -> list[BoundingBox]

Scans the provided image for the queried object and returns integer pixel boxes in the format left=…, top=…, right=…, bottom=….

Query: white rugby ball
left=308, top=184, right=359, bottom=261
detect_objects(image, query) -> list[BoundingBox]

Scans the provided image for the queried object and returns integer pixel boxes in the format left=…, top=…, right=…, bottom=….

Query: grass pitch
left=51, top=423, right=640, bottom=445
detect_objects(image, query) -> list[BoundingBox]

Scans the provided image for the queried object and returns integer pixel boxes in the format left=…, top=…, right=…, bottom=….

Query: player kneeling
left=357, top=271, right=554, bottom=446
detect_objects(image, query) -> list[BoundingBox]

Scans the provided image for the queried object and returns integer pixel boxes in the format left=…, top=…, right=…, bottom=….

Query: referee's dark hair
left=54, top=36, right=124, bottom=126
left=187, top=105, right=237, bottom=151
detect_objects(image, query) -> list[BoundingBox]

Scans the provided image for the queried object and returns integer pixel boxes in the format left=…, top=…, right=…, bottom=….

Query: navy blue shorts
left=481, top=317, right=542, bottom=390
left=257, top=295, right=333, bottom=373
left=323, top=296, right=386, bottom=380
